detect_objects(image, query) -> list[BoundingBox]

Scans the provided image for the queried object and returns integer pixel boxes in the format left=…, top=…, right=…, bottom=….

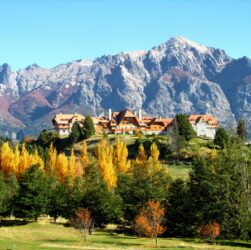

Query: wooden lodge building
left=52, top=109, right=219, bottom=139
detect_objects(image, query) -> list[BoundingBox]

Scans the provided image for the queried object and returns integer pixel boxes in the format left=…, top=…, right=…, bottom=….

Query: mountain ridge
left=0, top=36, right=250, bottom=139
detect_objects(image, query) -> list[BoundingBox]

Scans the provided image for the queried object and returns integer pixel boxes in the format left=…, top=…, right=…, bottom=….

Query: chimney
left=108, top=108, right=112, bottom=121
left=138, top=108, right=142, bottom=120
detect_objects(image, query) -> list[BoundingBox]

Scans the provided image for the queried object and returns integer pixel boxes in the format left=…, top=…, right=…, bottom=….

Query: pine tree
left=237, top=118, right=247, bottom=142
left=69, top=122, right=81, bottom=143
left=14, top=165, right=50, bottom=221
left=83, top=115, right=95, bottom=139
left=214, top=127, right=229, bottom=149
left=174, top=114, right=196, bottom=141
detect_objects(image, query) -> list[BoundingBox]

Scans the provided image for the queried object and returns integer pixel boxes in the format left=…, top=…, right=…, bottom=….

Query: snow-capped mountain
left=0, top=36, right=250, bottom=138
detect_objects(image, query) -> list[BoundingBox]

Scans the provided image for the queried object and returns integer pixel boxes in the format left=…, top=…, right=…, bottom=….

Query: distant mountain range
left=0, top=36, right=250, bottom=139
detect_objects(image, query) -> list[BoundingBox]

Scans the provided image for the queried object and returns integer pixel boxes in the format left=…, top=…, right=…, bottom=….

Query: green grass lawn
left=0, top=222, right=250, bottom=250
left=168, top=164, right=191, bottom=180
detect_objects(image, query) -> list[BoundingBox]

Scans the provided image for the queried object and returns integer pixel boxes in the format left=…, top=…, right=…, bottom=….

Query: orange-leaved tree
left=198, top=220, right=220, bottom=244
left=70, top=208, right=92, bottom=242
left=134, top=201, right=166, bottom=246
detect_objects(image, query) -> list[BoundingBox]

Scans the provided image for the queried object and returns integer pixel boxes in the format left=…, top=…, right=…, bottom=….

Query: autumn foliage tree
left=55, top=153, right=69, bottom=182
left=134, top=201, right=166, bottom=246
left=70, top=208, right=92, bottom=242
left=79, top=141, right=89, bottom=175
left=0, top=142, right=44, bottom=178
left=113, top=136, right=130, bottom=174
left=198, top=221, right=221, bottom=244
left=97, top=139, right=117, bottom=189
left=148, top=143, right=162, bottom=173
left=136, top=143, right=147, bottom=166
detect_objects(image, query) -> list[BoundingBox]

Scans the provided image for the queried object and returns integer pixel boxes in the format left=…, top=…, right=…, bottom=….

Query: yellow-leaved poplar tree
left=0, top=142, right=14, bottom=177
left=18, top=144, right=29, bottom=175
left=48, top=143, right=57, bottom=173
left=148, top=143, right=161, bottom=172
left=30, top=149, right=44, bottom=170
left=113, top=136, right=130, bottom=174
left=13, top=145, right=20, bottom=175
left=79, top=141, right=89, bottom=175
left=69, top=148, right=78, bottom=179
left=136, top=144, right=147, bottom=166
left=56, top=153, right=69, bottom=182
left=97, top=138, right=117, bottom=189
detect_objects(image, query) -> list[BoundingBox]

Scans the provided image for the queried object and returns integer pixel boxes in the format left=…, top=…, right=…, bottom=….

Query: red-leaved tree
left=134, top=201, right=166, bottom=246
left=198, top=220, right=220, bottom=244
left=70, top=208, right=92, bottom=242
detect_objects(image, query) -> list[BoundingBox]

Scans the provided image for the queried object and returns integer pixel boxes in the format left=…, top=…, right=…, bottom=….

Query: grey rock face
left=0, top=37, right=250, bottom=138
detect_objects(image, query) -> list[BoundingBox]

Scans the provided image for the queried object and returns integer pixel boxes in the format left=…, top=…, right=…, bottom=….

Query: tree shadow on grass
left=182, top=238, right=251, bottom=249
left=91, top=238, right=142, bottom=247
left=0, top=220, right=29, bottom=227
left=46, top=239, right=77, bottom=243
left=218, top=241, right=251, bottom=248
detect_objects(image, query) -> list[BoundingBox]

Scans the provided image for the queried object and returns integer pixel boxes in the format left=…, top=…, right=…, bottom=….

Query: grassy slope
left=0, top=222, right=251, bottom=250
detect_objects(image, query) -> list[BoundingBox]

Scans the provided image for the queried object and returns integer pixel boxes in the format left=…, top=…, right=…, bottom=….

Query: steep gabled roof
left=53, top=113, right=85, bottom=125
left=115, top=109, right=139, bottom=125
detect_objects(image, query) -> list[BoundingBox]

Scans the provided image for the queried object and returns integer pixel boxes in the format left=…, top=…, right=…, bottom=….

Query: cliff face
left=0, top=36, right=250, bottom=138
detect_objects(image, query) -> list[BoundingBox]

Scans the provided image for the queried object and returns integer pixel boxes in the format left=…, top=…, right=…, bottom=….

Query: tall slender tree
left=97, top=139, right=117, bottom=189
left=237, top=118, right=247, bottom=142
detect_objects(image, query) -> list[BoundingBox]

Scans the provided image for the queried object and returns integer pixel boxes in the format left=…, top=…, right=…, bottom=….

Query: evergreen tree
left=214, top=127, right=229, bottom=149
left=83, top=115, right=95, bottom=139
left=174, top=114, right=196, bottom=141
left=4, top=172, right=19, bottom=217
left=118, top=160, right=170, bottom=222
left=186, top=144, right=250, bottom=239
left=37, top=130, right=58, bottom=148
left=48, top=177, right=67, bottom=222
left=237, top=118, right=247, bottom=142
left=82, top=163, right=123, bottom=226
left=0, top=171, right=9, bottom=216
left=13, top=165, right=50, bottom=221
left=165, top=179, right=189, bottom=237
left=69, top=122, right=81, bottom=144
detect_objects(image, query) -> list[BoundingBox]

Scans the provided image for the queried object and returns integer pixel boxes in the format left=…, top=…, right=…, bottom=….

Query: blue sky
left=0, top=0, right=250, bottom=70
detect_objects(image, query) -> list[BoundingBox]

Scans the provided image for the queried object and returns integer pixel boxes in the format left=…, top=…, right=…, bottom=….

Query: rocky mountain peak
left=0, top=37, right=250, bottom=139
